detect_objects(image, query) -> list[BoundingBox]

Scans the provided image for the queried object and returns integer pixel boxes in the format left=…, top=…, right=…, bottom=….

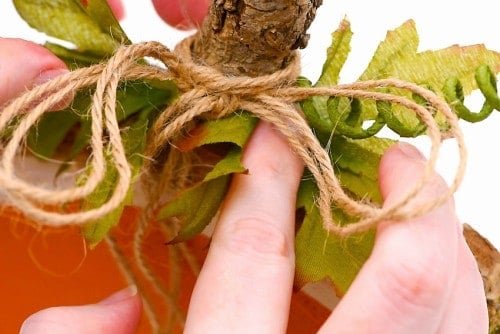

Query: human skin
left=0, top=1, right=487, bottom=333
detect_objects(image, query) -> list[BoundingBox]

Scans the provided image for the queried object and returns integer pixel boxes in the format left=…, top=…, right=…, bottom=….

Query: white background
left=0, top=1, right=499, bottom=247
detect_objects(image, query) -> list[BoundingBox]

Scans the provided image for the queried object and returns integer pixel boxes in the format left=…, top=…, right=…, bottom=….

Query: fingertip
left=0, top=38, right=67, bottom=72
left=107, top=0, right=125, bottom=20
left=0, top=39, right=68, bottom=106
left=152, top=0, right=209, bottom=29
left=378, top=142, right=455, bottom=213
left=379, top=142, right=426, bottom=201
left=106, top=292, right=143, bottom=331
left=20, top=289, right=142, bottom=334
left=99, top=285, right=139, bottom=305
left=99, top=286, right=143, bottom=325
left=242, top=121, right=304, bottom=188
left=380, top=142, right=425, bottom=170
left=185, top=121, right=301, bottom=333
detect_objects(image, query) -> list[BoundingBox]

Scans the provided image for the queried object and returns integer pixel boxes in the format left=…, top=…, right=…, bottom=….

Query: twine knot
left=0, top=35, right=467, bottom=236
left=213, top=94, right=240, bottom=117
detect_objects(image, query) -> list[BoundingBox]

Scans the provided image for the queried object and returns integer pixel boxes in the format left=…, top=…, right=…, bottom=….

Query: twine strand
left=0, top=36, right=467, bottom=236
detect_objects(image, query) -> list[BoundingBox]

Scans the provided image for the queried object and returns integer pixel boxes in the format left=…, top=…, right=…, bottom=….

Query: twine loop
left=0, top=35, right=467, bottom=236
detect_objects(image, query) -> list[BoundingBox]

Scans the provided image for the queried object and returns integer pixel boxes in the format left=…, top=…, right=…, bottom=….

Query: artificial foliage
left=8, top=0, right=500, bottom=331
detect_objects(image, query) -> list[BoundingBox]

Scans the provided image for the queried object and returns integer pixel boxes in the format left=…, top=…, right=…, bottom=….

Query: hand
left=0, top=0, right=126, bottom=107
left=14, top=1, right=488, bottom=333
left=184, top=130, right=488, bottom=334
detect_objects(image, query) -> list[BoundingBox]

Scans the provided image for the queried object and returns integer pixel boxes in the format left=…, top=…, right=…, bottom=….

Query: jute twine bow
left=0, top=36, right=467, bottom=236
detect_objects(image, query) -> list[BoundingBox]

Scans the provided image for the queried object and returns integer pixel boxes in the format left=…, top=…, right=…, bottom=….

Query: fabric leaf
left=295, top=19, right=500, bottom=292
left=82, top=108, right=153, bottom=246
left=13, top=0, right=121, bottom=56
left=359, top=20, right=419, bottom=82
left=295, top=180, right=375, bottom=294
left=362, top=20, right=500, bottom=95
left=196, top=113, right=259, bottom=148
left=45, top=42, right=103, bottom=68
left=27, top=111, right=80, bottom=159
left=332, top=136, right=394, bottom=203
left=158, top=150, right=246, bottom=243
left=27, top=90, right=91, bottom=158
left=158, top=114, right=258, bottom=242
left=316, top=19, right=352, bottom=87
left=295, top=136, right=393, bottom=294
left=84, top=0, right=130, bottom=45
left=28, top=81, right=175, bottom=162
left=358, top=20, right=500, bottom=133
left=43, top=0, right=131, bottom=68
left=300, top=20, right=353, bottom=139
left=81, top=80, right=177, bottom=245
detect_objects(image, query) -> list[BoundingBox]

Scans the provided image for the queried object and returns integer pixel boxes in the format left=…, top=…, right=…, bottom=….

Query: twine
left=0, top=35, right=467, bottom=236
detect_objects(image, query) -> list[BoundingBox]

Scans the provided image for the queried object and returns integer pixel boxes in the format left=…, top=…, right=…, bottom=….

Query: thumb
left=152, top=0, right=209, bottom=29
left=0, top=38, right=68, bottom=105
left=319, top=143, right=460, bottom=334
left=20, top=286, right=142, bottom=334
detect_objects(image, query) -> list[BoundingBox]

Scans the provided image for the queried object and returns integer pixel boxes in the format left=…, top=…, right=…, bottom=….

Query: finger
left=106, top=0, right=125, bottom=20
left=184, top=122, right=304, bottom=334
left=152, top=0, right=210, bottom=29
left=437, top=235, right=489, bottom=333
left=320, top=143, right=460, bottom=334
left=20, top=286, right=142, bottom=334
left=0, top=38, right=68, bottom=106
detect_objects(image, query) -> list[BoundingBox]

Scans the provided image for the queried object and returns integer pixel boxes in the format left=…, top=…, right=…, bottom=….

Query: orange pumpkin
left=0, top=206, right=330, bottom=333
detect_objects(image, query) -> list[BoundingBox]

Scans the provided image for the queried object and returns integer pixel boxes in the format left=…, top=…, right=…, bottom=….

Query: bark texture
left=464, top=225, right=500, bottom=333
left=193, top=0, right=323, bottom=77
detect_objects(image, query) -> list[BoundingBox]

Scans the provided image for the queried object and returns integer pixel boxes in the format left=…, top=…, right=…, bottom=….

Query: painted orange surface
left=0, top=206, right=330, bottom=333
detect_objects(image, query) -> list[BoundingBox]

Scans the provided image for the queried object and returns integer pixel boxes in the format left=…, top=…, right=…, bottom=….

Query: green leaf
left=299, top=20, right=353, bottom=140
left=51, top=118, right=92, bottom=178
left=358, top=20, right=500, bottom=134
left=332, top=136, right=394, bottom=203
left=158, top=114, right=258, bottom=242
left=81, top=159, right=123, bottom=246
left=360, top=20, right=420, bottom=82
left=297, top=77, right=332, bottom=140
left=295, top=136, right=393, bottom=293
left=196, top=113, right=259, bottom=147
left=13, top=0, right=121, bottom=56
left=160, top=177, right=231, bottom=243
left=204, top=149, right=247, bottom=181
left=316, top=19, right=353, bottom=87
left=27, top=90, right=91, bottom=159
left=295, top=180, right=375, bottom=294
left=363, top=21, right=500, bottom=94
left=295, top=20, right=500, bottom=291
left=27, top=111, right=80, bottom=158
left=27, top=80, right=177, bottom=240
left=45, top=42, right=103, bottom=68
left=42, top=0, right=129, bottom=68
left=114, top=81, right=177, bottom=121
left=84, top=0, right=130, bottom=45
left=82, top=108, right=153, bottom=246
left=30, top=81, right=175, bottom=164
left=158, top=149, right=247, bottom=243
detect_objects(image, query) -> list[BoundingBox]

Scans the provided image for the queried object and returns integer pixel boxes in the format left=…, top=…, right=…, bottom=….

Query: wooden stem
left=192, top=0, right=323, bottom=76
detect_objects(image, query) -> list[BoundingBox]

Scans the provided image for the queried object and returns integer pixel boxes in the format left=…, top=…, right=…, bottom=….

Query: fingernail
left=99, top=285, right=138, bottom=305
left=396, top=142, right=425, bottom=161
left=33, top=68, right=69, bottom=86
